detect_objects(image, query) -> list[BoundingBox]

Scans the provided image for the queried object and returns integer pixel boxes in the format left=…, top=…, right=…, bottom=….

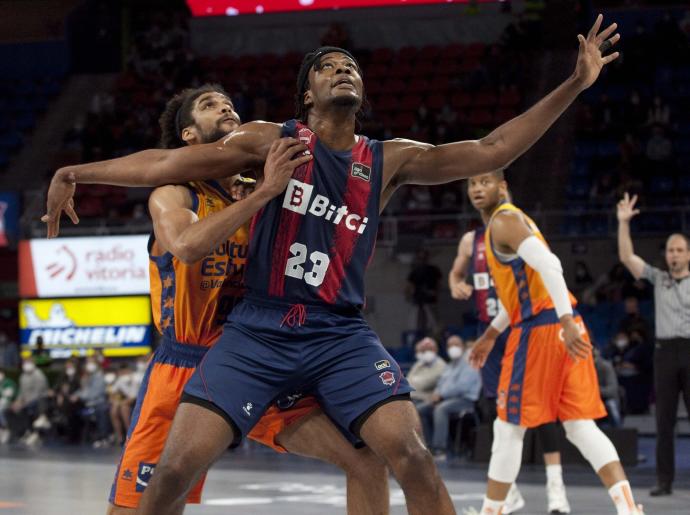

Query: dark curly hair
left=158, top=83, right=230, bottom=149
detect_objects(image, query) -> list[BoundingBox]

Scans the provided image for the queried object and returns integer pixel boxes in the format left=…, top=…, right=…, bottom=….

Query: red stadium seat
left=392, top=111, right=416, bottom=131
left=451, top=92, right=472, bottom=109
left=473, top=91, right=497, bottom=107
left=408, top=78, right=429, bottom=94
left=399, top=94, right=423, bottom=112
left=425, top=94, right=446, bottom=111
left=468, top=108, right=493, bottom=126
left=371, top=48, right=395, bottom=63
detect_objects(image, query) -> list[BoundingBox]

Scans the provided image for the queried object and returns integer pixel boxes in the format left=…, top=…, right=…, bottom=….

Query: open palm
left=574, top=14, right=621, bottom=90
left=617, top=192, right=640, bottom=222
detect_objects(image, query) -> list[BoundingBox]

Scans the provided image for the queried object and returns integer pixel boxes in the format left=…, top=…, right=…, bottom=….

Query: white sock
left=546, top=464, right=563, bottom=484
left=608, top=480, right=638, bottom=515
left=480, top=496, right=504, bottom=515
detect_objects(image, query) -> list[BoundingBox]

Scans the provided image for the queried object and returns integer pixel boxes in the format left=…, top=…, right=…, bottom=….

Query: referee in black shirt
left=617, top=193, right=690, bottom=496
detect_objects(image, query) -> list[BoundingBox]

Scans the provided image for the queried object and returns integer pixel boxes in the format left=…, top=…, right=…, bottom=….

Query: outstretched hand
left=41, top=169, right=79, bottom=238
left=616, top=192, right=640, bottom=223
left=573, top=14, right=620, bottom=90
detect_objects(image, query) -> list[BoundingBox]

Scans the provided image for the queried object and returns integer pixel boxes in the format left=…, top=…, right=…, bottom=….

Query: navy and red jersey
left=244, top=119, right=382, bottom=308
left=468, top=226, right=499, bottom=324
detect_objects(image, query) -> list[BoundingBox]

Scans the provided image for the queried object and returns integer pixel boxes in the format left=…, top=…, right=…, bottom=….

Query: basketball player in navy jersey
left=449, top=178, right=571, bottom=514
left=44, top=15, right=619, bottom=514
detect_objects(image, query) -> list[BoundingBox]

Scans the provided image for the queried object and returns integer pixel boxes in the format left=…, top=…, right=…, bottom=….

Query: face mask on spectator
left=421, top=350, right=437, bottom=364
left=104, top=372, right=117, bottom=385
left=137, top=361, right=147, bottom=372
left=447, top=346, right=463, bottom=360
left=65, top=367, right=75, bottom=377
left=23, top=362, right=35, bottom=373
left=415, top=352, right=423, bottom=362
left=85, top=362, right=98, bottom=374
left=614, top=337, right=629, bottom=350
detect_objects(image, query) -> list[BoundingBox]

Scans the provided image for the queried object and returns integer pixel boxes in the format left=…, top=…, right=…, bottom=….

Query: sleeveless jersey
left=149, top=180, right=249, bottom=346
left=244, top=120, right=383, bottom=308
left=468, top=226, right=499, bottom=324
left=485, top=202, right=576, bottom=326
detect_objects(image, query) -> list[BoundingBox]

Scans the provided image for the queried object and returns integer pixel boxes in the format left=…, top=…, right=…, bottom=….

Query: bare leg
left=544, top=452, right=560, bottom=465
left=597, top=461, right=628, bottom=488
left=360, top=400, right=455, bottom=515
left=120, top=402, right=132, bottom=433
left=277, top=409, right=389, bottom=515
left=110, top=403, right=124, bottom=444
left=137, top=402, right=235, bottom=515
left=106, top=505, right=134, bottom=515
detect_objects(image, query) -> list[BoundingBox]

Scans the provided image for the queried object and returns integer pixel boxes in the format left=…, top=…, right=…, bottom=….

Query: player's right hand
left=260, top=137, right=313, bottom=198
left=616, top=192, right=640, bottom=223
left=469, top=335, right=495, bottom=369
left=41, top=168, right=80, bottom=238
left=451, top=282, right=473, bottom=300
left=560, top=316, right=592, bottom=361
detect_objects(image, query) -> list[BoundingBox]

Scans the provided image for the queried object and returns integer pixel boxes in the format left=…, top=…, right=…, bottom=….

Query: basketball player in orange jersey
left=465, top=171, right=643, bottom=515
left=107, top=84, right=389, bottom=515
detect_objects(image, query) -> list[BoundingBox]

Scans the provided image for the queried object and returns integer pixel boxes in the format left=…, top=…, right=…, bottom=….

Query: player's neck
left=307, top=111, right=357, bottom=151
left=480, top=205, right=498, bottom=225
left=670, top=267, right=690, bottom=280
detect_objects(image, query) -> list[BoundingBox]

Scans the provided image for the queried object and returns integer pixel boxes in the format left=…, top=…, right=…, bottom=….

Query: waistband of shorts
left=157, top=336, right=210, bottom=366
left=243, top=293, right=362, bottom=316
left=516, top=307, right=580, bottom=329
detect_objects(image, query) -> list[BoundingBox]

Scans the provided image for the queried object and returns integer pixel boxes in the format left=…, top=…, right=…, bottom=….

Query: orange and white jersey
left=485, top=202, right=576, bottom=326
left=149, top=180, right=249, bottom=346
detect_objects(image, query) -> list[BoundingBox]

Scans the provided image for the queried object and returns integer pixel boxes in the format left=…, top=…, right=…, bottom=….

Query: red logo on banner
left=45, top=245, right=78, bottom=280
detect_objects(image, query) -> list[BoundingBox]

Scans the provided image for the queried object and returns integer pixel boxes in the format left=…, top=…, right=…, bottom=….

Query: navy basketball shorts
left=184, top=296, right=413, bottom=443
left=478, top=321, right=510, bottom=399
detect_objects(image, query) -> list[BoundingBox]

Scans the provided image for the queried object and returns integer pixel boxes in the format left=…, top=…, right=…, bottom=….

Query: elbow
left=173, top=241, right=204, bottom=265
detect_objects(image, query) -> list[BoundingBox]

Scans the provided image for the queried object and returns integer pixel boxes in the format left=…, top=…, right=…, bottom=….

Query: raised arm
left=449, top=231, right=475, bottom=300
left=384, top=15, right=619, bottom=187
left=150, top=139, right=311, bottom=262
left=616, top=192, right=647, bottom=280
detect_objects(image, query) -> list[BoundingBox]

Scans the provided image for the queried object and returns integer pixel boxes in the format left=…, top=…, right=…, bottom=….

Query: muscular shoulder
left=489, top=210, right=532, bottom=244
left=219, top=120, right=282, bottom=161
left=148, top=185, right=194, bottom=216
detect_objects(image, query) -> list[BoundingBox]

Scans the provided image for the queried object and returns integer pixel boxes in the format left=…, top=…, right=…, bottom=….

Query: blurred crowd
left=0, top=340, right=148, bottom=449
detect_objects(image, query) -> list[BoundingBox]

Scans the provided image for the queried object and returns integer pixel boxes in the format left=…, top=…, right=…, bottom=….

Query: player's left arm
left=384, top=15, right=619, bottom=187
left=491, top=212, right=591, bottom=360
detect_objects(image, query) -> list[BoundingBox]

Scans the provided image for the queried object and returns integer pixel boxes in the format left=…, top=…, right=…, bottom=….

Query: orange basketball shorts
left=496, top=310, right=606, bottom=428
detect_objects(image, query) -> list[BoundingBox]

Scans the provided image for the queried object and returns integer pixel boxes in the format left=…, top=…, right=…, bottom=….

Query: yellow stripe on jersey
left=485, top=202, right=576, bottom=326
left=149, top=180, right=249, bottom=347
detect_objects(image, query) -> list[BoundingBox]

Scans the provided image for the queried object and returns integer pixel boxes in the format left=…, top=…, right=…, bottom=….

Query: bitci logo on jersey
left=282, top=179, right=369, bottom=234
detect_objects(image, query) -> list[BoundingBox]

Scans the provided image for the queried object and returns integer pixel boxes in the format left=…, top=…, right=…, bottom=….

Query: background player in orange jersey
left=450, top=185, right=571, bottom=514
left=107, top=84, right=389, bottom=515
left=465, top=171, right=643, bottom=515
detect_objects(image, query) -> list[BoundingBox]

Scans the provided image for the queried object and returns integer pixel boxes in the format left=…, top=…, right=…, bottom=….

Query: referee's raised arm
left=616, top=192, right=647, bottom=280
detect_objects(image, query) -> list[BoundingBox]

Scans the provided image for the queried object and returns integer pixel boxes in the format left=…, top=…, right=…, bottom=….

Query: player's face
left=467, top=173, right=504, bottom=211
left=190, top=92, right=241, bottom=143
left=305, top=53, right=363, bottom=113
left=665, top=235, right=690, bottom=273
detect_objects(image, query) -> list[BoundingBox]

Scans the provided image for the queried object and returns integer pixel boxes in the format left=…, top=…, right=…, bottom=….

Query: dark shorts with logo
left=184, top=296, right=412, bottom=443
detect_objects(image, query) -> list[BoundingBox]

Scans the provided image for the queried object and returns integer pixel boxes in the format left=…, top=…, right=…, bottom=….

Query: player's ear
left=303, top=89, right=314, bottom=109
left=181, top=126, right=197, bottom=144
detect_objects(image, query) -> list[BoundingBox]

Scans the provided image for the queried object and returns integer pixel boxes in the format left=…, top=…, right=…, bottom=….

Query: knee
left=387, top=438, right=435, bottom=477
left=343, top=448, right=388, bottom=482
left=153, top=454, right=194, bottom=492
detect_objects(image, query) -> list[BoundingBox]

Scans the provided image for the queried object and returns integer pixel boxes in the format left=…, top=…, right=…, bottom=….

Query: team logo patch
left=375, top=359, right=390, bottom=371
left=243, top=402, right=254, bottom=416
left=351, top=163, right=371, bottom=182
left=497, top=389, right=507, bottom=409
left=276, top=392, right=304, bottom=410
left=121, top=469, right=133, bottom=481
left=136, top=462, right=156, bottom=492
left=379, top=371, right=395, bottom=386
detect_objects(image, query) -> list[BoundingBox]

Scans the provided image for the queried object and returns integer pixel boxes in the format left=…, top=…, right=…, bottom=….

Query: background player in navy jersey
left=44, top=15, right=620, bottom=515
left=449, top=177, right=571, bottom=514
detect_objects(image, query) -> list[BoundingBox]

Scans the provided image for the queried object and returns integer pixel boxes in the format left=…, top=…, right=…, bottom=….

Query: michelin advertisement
left=18, top=235, right=153, bottom=357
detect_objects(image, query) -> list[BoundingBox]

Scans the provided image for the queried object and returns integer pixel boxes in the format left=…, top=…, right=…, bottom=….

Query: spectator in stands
left=32, top=336, right=52, bottom=368
left=594, top=347, right=621, bottom=428
left=51, top=358, right=83, bottom=443
left=409, top=337, right=446, bottom=405
left=616, top=329, right=654, bottom=415
left=0, top=332, right=20, bottom=370
left=74, top=357, right=110, bottom=447
left=589, top=172, right=617, bottom=206
left=645, top=124, right=673, bottom=164
left=320, top=22, right=351, bottom=49
left=647, top=95, right=670, bottom=127
left=109, top=362, right=140, bottom=446
left=617, top=295, right=651, bottom=341
left=416, top=336, right=481, bottom=458
left=405, top=248, right=442, bottom=335
left=572, top=260, right=595, bottom=303
left=5, top=357, right=49, bottom=446
left=0, top=368, right=17, bottom=444
left=623, top=90, right=648, bottom=132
